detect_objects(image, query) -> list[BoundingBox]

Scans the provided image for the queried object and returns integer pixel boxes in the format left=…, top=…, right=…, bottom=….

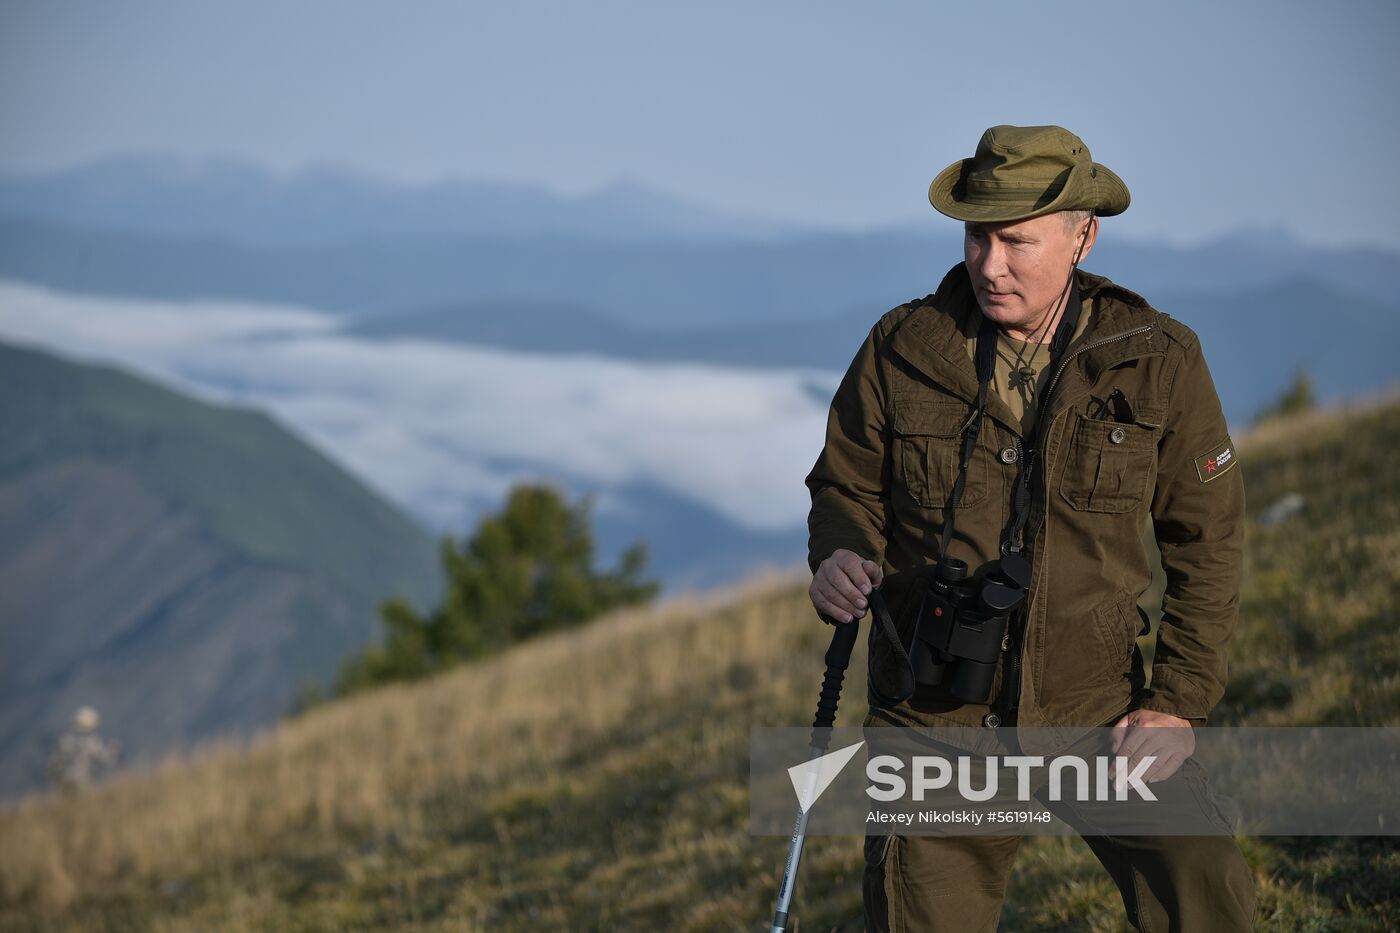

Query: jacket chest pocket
left=892, top=399, right=986, bottom=509
left=1058, top=414, right=1156, bottom=513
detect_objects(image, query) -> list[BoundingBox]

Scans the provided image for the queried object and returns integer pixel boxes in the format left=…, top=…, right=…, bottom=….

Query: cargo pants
left=863, top=826, right=1256, bottom=931
left=861, top=722, right=1258, bottom=931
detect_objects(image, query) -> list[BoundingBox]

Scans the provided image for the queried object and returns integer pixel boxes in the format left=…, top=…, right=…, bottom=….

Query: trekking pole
left=769, top=591, right=881, bottom=933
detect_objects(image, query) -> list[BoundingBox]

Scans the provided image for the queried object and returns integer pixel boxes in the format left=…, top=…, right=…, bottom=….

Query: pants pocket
left=863, top=833, right=898, bottom=933
left=864, top=831, right=895, bottom=867
left=1180, top=757, right=1241, bottom=835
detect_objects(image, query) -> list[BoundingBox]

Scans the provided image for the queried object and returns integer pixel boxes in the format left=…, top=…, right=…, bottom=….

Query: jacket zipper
left=1009, top=325, right=1155, bottom=494
left=1041, top=324, right=1154, bottom=420
left=1001, top=323, right=1154, bottom=721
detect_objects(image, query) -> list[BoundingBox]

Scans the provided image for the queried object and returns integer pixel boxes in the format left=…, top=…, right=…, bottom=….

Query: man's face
left=963, top=212, right=1096, bottom=338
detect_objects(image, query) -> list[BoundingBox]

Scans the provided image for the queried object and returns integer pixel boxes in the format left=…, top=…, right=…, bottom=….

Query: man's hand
left=1110, top=709, right=1195, bottom=785
left=810, top=549, right=883, bottom=623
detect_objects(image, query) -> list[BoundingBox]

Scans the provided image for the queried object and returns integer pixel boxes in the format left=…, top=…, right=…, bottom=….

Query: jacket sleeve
left=1142, top=331, right=1245, bottom=724
left=804, top=319, right=893, bottom=574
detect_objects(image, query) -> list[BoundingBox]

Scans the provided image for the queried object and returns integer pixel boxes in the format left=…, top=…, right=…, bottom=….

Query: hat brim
left=928, top=158, right=1130, bottom=222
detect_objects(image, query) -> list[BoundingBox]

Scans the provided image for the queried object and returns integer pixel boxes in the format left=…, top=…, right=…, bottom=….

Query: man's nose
left=973, top=238, right=1008, bottom=280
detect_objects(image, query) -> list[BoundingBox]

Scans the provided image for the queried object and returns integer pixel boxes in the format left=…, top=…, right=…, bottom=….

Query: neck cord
left=940, top=219, right=1093, bottom=563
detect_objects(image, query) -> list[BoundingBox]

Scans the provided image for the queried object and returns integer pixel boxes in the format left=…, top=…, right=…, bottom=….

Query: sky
left=1, top=0, right=1397, bottom=249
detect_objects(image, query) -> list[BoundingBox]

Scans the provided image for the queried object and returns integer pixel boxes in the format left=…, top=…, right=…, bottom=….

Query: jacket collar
left=889, top=263, right=1163, bottom=425
left=888, top=264, right=984, bottom=402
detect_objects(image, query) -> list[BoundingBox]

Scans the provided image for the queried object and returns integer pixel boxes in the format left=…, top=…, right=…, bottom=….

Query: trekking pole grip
left=810, top=590, right=881, bottom=745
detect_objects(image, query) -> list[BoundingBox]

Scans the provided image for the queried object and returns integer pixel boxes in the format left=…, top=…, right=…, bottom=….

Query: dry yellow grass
left=0, top=566, right=845, bottom=924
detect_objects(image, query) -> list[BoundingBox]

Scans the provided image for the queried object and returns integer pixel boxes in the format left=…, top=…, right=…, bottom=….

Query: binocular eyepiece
left=910, top=553, right=1031, bottom=703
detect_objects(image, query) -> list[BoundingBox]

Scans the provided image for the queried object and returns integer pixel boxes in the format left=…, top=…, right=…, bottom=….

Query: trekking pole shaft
left=770, top=747, right=819, bottom=932
left=770, top=616, right=861, bottom=933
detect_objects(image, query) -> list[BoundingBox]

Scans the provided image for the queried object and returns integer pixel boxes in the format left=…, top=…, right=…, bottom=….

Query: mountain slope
left=0, top=340, right=443, bottom=797
left=1, top=396, right=1395, bottom=929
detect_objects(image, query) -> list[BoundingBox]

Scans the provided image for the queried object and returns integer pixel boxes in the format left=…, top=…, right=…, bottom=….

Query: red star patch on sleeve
left=1193, top=436, right=1237, bottom=484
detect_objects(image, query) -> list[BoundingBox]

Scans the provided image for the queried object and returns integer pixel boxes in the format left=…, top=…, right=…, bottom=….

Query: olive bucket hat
left=928, top=124, right=1130, bottom=222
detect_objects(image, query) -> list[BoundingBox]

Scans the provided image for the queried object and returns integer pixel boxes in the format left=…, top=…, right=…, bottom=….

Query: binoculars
left=910, top=553, right=1031, bottom=703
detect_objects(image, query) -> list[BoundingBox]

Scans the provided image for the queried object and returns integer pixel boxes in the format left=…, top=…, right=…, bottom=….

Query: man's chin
left=976, top=301, right=1024, bottom=324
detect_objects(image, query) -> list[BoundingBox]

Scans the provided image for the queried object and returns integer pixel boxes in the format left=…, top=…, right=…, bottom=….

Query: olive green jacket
left=805, top=263, right=1244, bottom=738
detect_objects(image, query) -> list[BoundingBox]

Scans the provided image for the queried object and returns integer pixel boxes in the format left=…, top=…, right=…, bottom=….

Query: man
left=803, top=125, right=1256, bottom=930
left=48, top=705, right=120, bottom=792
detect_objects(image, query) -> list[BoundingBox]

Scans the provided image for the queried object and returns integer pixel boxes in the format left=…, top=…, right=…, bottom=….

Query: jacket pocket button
left=999, top=446, right=1018, bottom=464
left=1109, top=427, right=1126, bottom=444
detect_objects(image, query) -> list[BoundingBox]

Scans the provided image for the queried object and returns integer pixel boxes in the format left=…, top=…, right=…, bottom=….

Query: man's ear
left=1077, top=215, right=1100, bottom=262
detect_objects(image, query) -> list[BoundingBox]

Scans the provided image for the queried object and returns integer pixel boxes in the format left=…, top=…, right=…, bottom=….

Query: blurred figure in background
left=48, top=705, right=121, bottom=792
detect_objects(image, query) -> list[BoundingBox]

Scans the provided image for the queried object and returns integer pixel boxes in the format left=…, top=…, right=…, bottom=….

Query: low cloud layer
left=0, top=280, right=838, bottom=534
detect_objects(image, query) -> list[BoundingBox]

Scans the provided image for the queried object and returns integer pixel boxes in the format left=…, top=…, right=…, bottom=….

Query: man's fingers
left=1118, top=732, right=1187, bottom=782
left=861, top=559, right=884, bottom=587
left=1144, top=751, right=1184, bottom=784
left=1111, top=716, right=1132, bottom=753
left=809, top=551, right=875, bottom=623
left=1118, top=723, right=1194, bottom=772
left=836, top=556, right=875, bottom=597
left=810, top=588, right=851, bottom=623
left=812, top=577, right=860, bottom=622
left=814, top=599, right=853, bottom=624
left=808, top=579, right=848, bottom=623
left=1112, top=745, right=1160, bottom=786
left=1140, top=750, right=1179, bottom=783
left=1115, top=728, right=1151, bottom=767
left=828, top=564, right=869, bottom=608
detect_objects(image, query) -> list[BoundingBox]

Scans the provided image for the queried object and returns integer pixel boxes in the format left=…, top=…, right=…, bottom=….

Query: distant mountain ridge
left=0, top=340, right=444, bottom=798
left=0, top=154, right=800, bottom=247
left=344, top=278, right=1400, bottom=425
left=2, top=212, right=1397, bottom=335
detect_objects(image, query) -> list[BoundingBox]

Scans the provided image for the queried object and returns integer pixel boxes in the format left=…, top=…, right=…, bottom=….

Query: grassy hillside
left=0, top=340, right=442, bottom=797
left=1, top=398, right=1397, bottom=931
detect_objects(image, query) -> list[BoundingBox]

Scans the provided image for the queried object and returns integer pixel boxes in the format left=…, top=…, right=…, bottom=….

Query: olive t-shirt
left=966, top=296, right=1094, bottom=439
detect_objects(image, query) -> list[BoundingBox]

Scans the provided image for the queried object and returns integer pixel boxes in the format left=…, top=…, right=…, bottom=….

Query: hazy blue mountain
left=0, top=215, right=936, bottom=329
left=0, top=340, right=444, bottom=798
left=345, top=280, right=1400, bottom=424
left=0, top=154, right=798, bottom=247
left=345, top=296, right=877, bottom=370
left=1152, top=278, right=1400, bottom=422
left=3, top=213, right=1398, bottom=333
left=1088, top=232, right=1400, bottom=314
